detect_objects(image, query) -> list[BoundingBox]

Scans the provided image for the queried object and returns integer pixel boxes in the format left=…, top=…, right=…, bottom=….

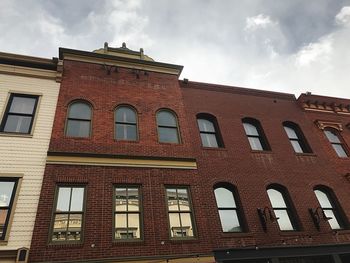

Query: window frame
left=165, top=186, right=197, bottom=239
left=242, top=118, right=270, bottom=151
left=49, top=185, right=87, bottom=244
left=113, top=184, right=143, bottom=241
left=213, top=183, right=246, bottom=233
left=0, top=93, right=40, bottom=135
left=0, top=177, right=20, bottom=241
left=114, top=105, right=139, bottom=142
left=266, top=185, right=299, bottom=232
left=196, top=113, right=224, bottom=148
left=283, top=121, right=312, bottom=154
left=65, top=100, right=93, bottom=138
left=314, top=186, right=347, bottom=230
left=323, top=128, right=348, bottom=158
left=156, top=109, right=181, bottom=144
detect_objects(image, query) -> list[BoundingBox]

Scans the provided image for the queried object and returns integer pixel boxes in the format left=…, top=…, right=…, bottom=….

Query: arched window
left=314, top=187, right=345, bottom=230
left=115, top=106, right=138, bottom=141
left=66, top=101, right=92, bottom=138
left=214, top=185, right=244, bottom=232
left=156, top=110, right=180, bottom=143
left=242, top=118, right=270, bottom=151
left=283, top=122, right=312, bottom=153
left=324, top=128, right=348, bottom=157
left=197, top=114, right=223, bottom=148
left=267, top=186, right=297, bottom=231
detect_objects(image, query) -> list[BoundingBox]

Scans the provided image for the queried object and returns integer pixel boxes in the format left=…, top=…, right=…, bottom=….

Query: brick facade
left=29, top=45, right=350, bottom=263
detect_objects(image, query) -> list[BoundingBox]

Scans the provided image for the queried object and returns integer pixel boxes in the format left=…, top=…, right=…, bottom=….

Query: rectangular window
left=0, top=178, right=18, bottom=240
left=166, top=187, right=195, bottom=238
left=114, top=186, right=141, bottom=240
left=0, top=94, right=39, bottom=134
left=52, top=186, right=85, bottom=242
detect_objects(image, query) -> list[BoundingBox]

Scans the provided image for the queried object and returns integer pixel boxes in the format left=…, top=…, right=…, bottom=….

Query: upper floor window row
left=62, top=102, right=349, bottom=157
left=64, top=102, right=181, bottom=144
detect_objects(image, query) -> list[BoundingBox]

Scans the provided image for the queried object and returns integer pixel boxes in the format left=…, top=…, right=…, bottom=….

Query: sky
left=1, top=0, right=350, bottom=98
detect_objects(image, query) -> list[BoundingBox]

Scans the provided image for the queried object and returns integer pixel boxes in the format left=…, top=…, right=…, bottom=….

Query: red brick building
left=29, top=43, right=350, bottom=263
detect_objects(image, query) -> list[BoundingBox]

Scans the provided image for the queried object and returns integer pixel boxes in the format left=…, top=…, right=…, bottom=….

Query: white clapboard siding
left=0, top=73, right=59, bottom=251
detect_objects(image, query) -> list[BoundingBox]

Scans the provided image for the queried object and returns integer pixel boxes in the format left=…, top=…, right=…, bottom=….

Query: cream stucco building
left=0, top=52, right=61, bottom=262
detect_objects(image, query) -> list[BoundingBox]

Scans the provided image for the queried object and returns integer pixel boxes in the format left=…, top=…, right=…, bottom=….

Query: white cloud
left=295, top=35, right=333, bottom=67
left=335, top=6, right=350, bottom=26
left=245, top=14, right=278, bottom=31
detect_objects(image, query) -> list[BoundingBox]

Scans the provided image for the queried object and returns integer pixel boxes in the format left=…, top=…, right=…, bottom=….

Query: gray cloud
left=1, top=0, right=350, bottom=98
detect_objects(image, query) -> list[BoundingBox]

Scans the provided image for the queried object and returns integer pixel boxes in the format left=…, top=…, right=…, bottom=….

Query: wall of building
left=0, top=72, right=59, bottom=252
left=29, top=53, right=350, bottom=262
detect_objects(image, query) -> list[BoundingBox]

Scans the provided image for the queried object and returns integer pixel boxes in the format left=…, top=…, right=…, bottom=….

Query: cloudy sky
left=1, top=0, right=350, bottom=98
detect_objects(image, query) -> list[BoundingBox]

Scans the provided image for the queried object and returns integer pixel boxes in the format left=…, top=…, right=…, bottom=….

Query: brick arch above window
left=64, top=97, right=96, bottom=109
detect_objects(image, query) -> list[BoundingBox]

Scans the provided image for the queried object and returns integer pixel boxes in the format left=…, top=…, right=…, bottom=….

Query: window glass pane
left=167, top=189, right=179, bottom=211
left=177, top=189, right=190, bottom=211
left=267, top=189, right=287, bottom=208
left=116, top=107, right=136, bottom=123
left=284, top=126, right=298, bottom=139
left=180, top=213, right=194, bottom=237
left=200, top=133, right=218, bottom=148
left=116, top=124, right=137, bottom=140
left=218, top=210, right=241, bottom=232
left=69, top=103, right=91, bottom=119
left=197, top=119, right=215, bottom=132
left=323, top=210, right=341, bottom=229
left=127, top=188, right=139, bottom=212
left=53, top=214, right=68, bottom=240
left=291, top=140, right=303, bottom=153
left=128, top=214, right=140, bottom=238
left=314, top=190, right=332, bottom=208
left=159, top=127, right=179, bottom=143
left=115, top=188, right=127, bottom=212
left=3, top=115, right=32, bottom=133
left=9, top=96, right=36, bottom=114
left=157, top=111, right=177, bottom=127
left=0, top=182, right=15, bottom=207
left=214, top=188, right=236, bottom=208
left=332, top=144, right=348, bottom=157
left=67, top=214, right=82, bottom=240
left=70, top=188, right=84, bottom=211
left=115, top=214, right=127, bottom=228
left=274, top=210, right=294, bottom=231
left=324, top=130, right=341, bottom=143
left=0, top=210, right=9, bottom=237
left=169, top=213, right=181, bottom=237
left=66, top=120, right=90, bottom=137
left=243, top=122, right=259, bottom=136
left=56, top=187, right=71, bottom=212
left=248, top=137, right=263, bottom=150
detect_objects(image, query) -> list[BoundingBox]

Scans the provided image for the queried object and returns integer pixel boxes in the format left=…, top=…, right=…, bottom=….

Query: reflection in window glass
left=267, top=188, right=295, bottom=231
left=214, top=187, right=242, bottom=232
left=157, top=110, right=180, bottom=143
left=0, top=180, right=18, bottom=240
left=197, top=118, right=220, bottom=148
left=114, top=186, right=141, bottom=240
left=324, top=129, right=348, bottom=157
left=314, top=189, right=342, bottom=230
left=0, top=94, right=39, bottom=134
left=242, top=120, right=269, bottom=151
left=283, top=123, right=311, bottom=153
left=66, top=102, right=92, bottom=138
left=166, top=187, right=195, bottom=238
left=52, top=186, right=85, bottom=242
left=115, top=107, right=138, bottom=141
